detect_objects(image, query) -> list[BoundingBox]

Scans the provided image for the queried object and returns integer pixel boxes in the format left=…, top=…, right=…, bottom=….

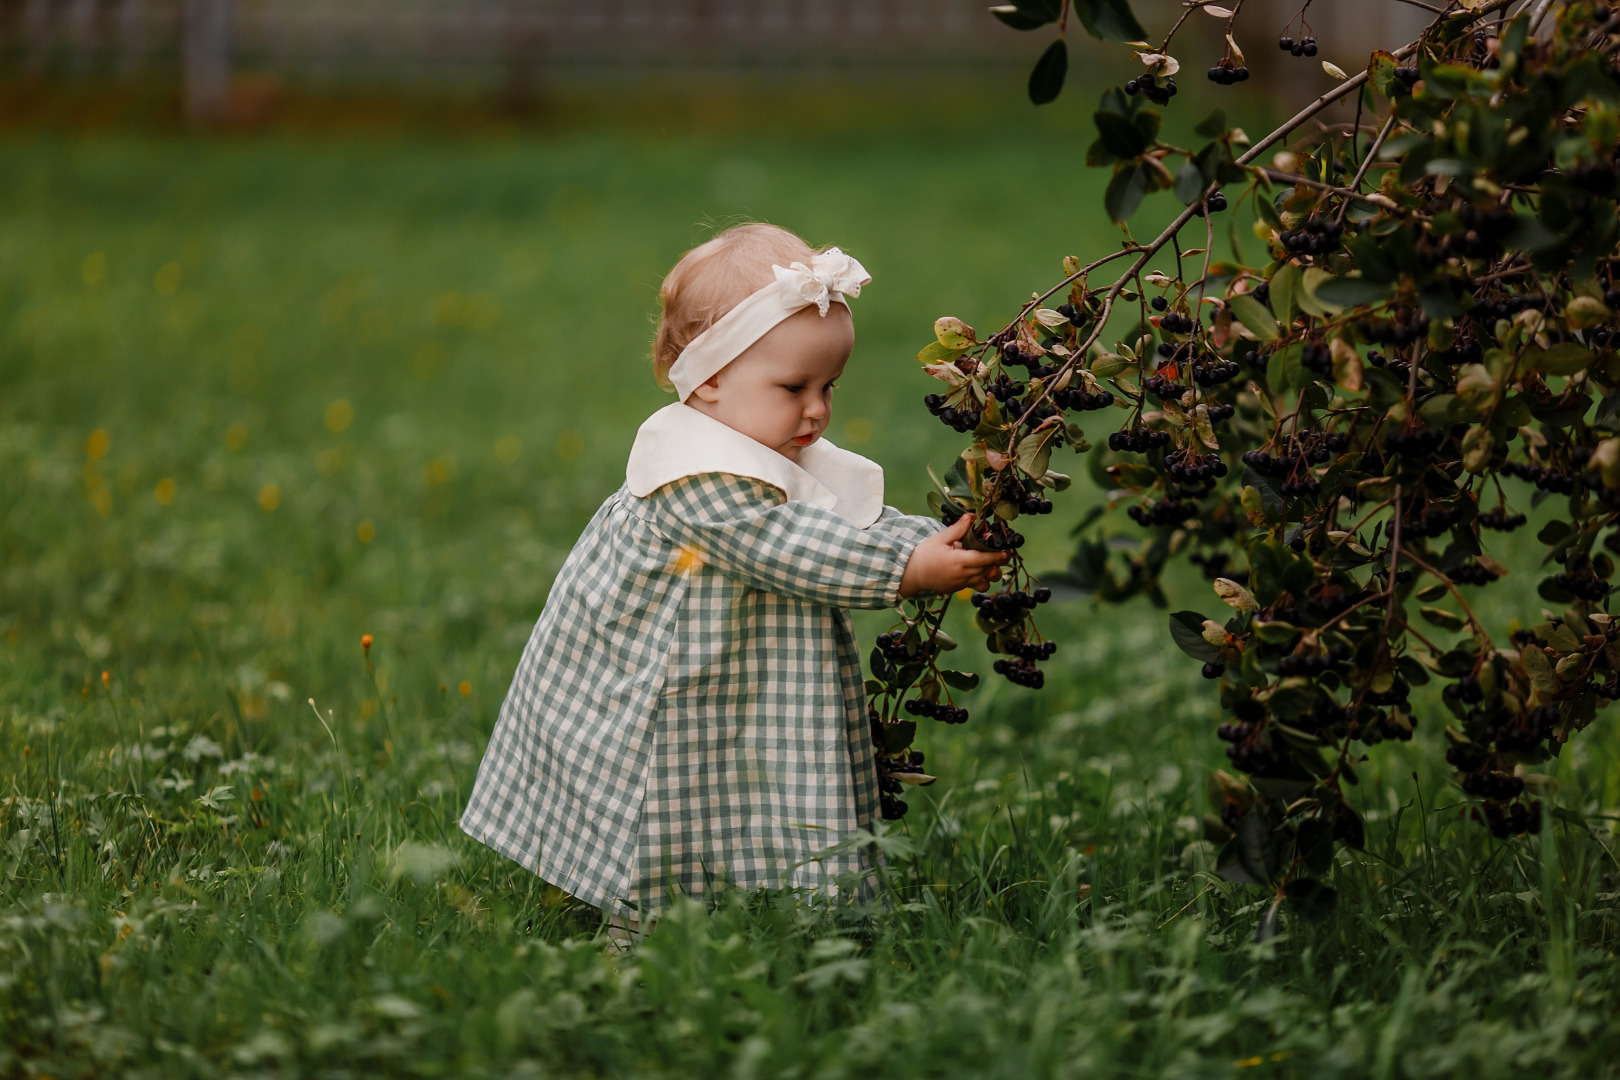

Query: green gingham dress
left=460, top=404, right=942, bottom=917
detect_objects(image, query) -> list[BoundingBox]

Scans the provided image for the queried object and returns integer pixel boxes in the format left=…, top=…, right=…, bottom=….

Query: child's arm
left=897, top=513, right=1006, bottom=598
left=647, top=473, right=1004, bottom=609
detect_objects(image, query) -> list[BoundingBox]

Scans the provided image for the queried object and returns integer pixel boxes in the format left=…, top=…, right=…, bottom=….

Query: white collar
left=625, top=403, right=885, bottom=528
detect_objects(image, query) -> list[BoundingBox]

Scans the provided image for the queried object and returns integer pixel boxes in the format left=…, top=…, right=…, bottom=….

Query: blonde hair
left=652, top=223, right=822, bottom=390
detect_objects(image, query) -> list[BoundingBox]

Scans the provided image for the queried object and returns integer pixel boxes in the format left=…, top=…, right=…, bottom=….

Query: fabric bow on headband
left=781, top=248, right=870, bottom=316
left=666, top=247, right=873, bottom=402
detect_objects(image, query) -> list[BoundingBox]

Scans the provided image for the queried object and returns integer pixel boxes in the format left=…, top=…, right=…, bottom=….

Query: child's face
left=688, top=305, right=853, bottom=462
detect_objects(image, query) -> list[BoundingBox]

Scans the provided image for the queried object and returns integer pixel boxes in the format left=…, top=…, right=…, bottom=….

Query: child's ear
left=691, top=377, right=723, bottom=403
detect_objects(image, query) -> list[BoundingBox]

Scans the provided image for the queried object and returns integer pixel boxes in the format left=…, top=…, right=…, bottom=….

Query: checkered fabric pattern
left=460, top=471, right=943, bottom=917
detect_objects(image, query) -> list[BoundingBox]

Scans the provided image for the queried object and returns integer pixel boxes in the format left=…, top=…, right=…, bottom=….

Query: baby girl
left=460, top=223, right=1005, bottom=936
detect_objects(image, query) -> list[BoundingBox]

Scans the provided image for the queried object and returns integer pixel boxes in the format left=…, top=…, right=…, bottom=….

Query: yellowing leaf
left=1322, top=61, right=1348, bottom=80
left=1213, top=577, right=1258, bottom=612
left=1461, top=426, right=1493, bottom=474
left=935, top=316, right=977, bottom=349
left=1329, top=338, right=1363, bottom=392
left=923, top=362, right=969, bottom=387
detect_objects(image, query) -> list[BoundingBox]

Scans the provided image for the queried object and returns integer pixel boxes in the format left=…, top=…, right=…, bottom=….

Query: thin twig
left=1254, top=167, right=1399, bottom=208
left=1334, top=113, right=1400, bottom=226
left=1402, top=550, right=1496, bottom=647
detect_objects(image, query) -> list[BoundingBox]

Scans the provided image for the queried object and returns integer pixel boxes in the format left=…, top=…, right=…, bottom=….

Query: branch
left=1334, top=112, right=1400, bottom=225
left=1402, top=550, right=1496, bottom=648
left=1254, top=167, right=1400, bottom=209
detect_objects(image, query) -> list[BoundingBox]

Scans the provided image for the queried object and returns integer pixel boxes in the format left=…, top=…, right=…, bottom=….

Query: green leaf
left=917, top=341, right=967, bottom=364
left=1169, top=610, right=1222, bottom=662
left=992, top=0, right=1062, bottom=31
left=1174, top=159, right=1205, bottom=206
left=1256, top=193, right=1284, bottom=231
left=1524, top=342, right=1592, bottom=377
left=1419, top=605, right=1467, bottom=632
left=1230, top=294, right=1280, bottom=341
left=1368, top=49, right=1400, bottom=97
left=1269, top=263, right=1302, bottom=324
left=1236, top=808, right=1279, bottom=883
left=1312, top=274, right=1392, bottom=309
left=1071, top=0, right=1147, bottom=41
left=1028, top=38, right=1068, bottom=105
left=1094, top=110, right=1152, bottom=160
left=1193, top=108, right=1228, bottom=139
left=1104, top=164, right=1149, bottom=223
left=875, top=720, right=917, bottom=754
left=939, top=669, right=980, bottom=691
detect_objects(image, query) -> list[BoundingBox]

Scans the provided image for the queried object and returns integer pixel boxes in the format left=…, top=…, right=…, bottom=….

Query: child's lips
left=792, top=433, right=819, bottom=446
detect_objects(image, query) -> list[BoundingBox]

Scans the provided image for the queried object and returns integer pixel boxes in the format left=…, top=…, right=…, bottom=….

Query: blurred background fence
left=1, top=0, right=1430, bottom=123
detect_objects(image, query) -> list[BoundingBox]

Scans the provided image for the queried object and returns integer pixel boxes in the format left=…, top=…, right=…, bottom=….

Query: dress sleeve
left=644, top=473, right=944, bottom=610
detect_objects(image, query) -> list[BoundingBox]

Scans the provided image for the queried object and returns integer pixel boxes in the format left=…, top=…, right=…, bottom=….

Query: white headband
left=667, top=247, right=871, bottom=402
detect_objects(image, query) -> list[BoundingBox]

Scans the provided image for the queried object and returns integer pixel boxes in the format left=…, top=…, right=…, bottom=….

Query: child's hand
left=898, top=514, right=1010, bottom=598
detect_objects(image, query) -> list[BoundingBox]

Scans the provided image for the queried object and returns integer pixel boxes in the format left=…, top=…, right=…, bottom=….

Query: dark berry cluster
left=1363, top=677, right=1411, bottom=708
left=880, top=792, right=908, bottom=819
left=923, top=393, right=982, bottom=433
left=1385, top=424, right=1445, bottom=457
left=1007, top=639, right=1057, bottom=662
left=1451, top=560, right=1500, bottom=586
left=1159, top=312, right=1197, bottom=335
left=1551, top=569, right=1609, bottom=602
left=1400, top=501, right=1463, bottom=540
left=1191, top=191, right=1229, bottom=217
left=1226, top=732, right=1282, bottom=775
left=1460, top=770, right=1525, bottom=802
left=1192, top=356, right=1242, bottom=385
left=1480, top=800, right=1542, bottom=838
left=1109, top=426, right=1171, bottom=452
left=1143, top=372, right=1190, bottom=399
left=1206, top=59, right=1250, bottom=84
left=992, top=656, right=1046, bottom=688
left=1492, top=704, right=1559, bottom=753
left=1202, top=661, right=1225, bottom=678
left=1019, top=494, right=1055, bottom=515
left=1206, top=402, right=1236, bottom=422
left=874, top=631, right=938, bottom=665
left=999, top=344, right=1060, bottom=379
left=1360, top=307, right=1429, bottom=345
left=1501, top=460, right=1579, bottom=495
left=1163, top=447, right=1229, bottom=485
left=1301, top=339, right=1331, bottom=375
left=1124, top=75, right=1177, bottom=105
left=1366, top=349, right=1410, bottom=378
left=1052, top=386, right=1115, bottom=411
left=1128, top=498, right=1198, bottom=526
left=1053, top=302, right=1089, bottom=326
left=1151, top=295, right=1169, bottom=312
left=1393, top=63, right=1420, bottom=87
left=903, top=698, right=969, bottom=724
left=1279, top=216, right=1342, bottom=255
left=972, top=587, right=1050, bottom=618
left=975, top=525, right=1025, bottom=551
left=1478, top=507, right=1528, bottom=531
left=1277, top=642, right=1350, bottom=677
left=1471, top=292, right=1552, bottom=321
left=1279, top=33, right=1318, bottom=57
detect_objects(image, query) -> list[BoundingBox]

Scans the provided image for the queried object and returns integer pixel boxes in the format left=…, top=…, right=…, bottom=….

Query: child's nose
left=804, top=398, right=829, bottom=421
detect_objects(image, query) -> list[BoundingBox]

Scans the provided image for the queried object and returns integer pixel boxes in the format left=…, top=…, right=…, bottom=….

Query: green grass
left=3, top=85, right=1620, bottom=1079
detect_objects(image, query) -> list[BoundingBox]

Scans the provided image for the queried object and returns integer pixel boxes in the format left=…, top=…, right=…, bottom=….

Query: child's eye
left=784, top=384, right=805, bottom=394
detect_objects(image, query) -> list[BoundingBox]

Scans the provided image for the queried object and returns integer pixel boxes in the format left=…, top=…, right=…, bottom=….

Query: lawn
left=2, top=80, right=1619, bottom=1079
